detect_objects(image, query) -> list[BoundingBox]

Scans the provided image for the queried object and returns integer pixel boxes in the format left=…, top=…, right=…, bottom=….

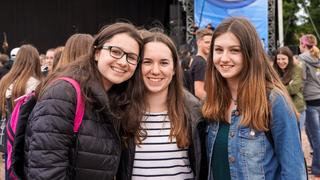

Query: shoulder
left=39, top=80, right=77, bottom=103
left=184, top=90, right=203, bottom=120
left=269, top=89, right=296, bottom=118
left=25, top=77, right=41, bottom=94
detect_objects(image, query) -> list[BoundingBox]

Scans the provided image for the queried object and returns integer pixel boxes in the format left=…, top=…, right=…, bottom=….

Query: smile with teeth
left=148, top=77, right=163, bottom=82
left=220, top=65, right=234, bottom=70
left=111, top=66, right=126, bottom=73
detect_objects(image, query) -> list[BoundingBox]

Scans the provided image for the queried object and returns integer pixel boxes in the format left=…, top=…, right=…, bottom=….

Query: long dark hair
left=37, top=23, right=143, bottom=111
left=273, top=46, right=294, bottom=85
left=121, top=31, right=190, bottom=148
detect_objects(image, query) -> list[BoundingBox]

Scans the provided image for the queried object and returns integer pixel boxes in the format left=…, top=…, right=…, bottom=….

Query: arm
left=194, top=81, right=206, bottom=100
left=26, top=81, right=78, bottom=180
left=270, top=93, right=306, bottom=180
left=286, top=66, right=303, bottom=95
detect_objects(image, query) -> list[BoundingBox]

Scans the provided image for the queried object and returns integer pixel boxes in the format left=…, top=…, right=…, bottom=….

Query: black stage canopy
left=0, top=0, right=178, bottom=54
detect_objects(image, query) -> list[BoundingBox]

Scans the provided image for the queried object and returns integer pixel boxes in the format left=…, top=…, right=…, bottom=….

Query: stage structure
left=180, top=0, right=277, bottom=53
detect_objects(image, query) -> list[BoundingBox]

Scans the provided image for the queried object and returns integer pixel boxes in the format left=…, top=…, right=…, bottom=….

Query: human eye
left=214, top=47, right=223, bottom=53
left=230, top=48, right=241, bottom=54
left=110, top=47, right=123, bottom=57
left=160, top=60, right=170, bottom=66
left=142, top=59, right=152, bottom=65
left=127, top=54, right=138, bottom=62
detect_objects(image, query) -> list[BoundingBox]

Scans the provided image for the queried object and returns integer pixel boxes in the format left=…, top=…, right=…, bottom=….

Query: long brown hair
left=203, top=17, right=297, bottom=131
left=0, top=44, right=42, bottom=116
left=273, top=46, right=295, bottom=85
left=37, top=23, right=143, bottom=111
left=55, top=33, right=94, bottom=70
left=122, top=32, right=190, bottom=148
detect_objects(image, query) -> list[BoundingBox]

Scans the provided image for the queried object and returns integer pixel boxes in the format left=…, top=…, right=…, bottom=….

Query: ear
left=95, top=50, right=100, bottom=62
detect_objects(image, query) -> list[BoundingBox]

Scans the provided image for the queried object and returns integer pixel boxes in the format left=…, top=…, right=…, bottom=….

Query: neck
left=146, top=90, right=168, bottom=113
left=197, top=51, right=208, bottom=60
left=227, top=79, right=238, bottom=100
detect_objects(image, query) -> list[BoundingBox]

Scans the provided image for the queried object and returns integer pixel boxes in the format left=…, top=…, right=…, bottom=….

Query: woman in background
left=299, top=34, right=320, bottom=179
left=273, top=46, right=306, bottom=130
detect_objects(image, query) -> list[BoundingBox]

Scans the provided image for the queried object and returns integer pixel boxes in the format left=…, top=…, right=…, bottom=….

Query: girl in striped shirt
left=117, top=31, right=205, bottom=180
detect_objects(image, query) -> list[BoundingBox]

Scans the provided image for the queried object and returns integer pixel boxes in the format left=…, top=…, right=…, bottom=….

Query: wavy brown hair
left=0, top=44, right=42, bottom=116
left=203, top=17, right=297, bottom=131
left=122, top=31, right=190, bottom=148
left=273, top=46, right=295, bottom=85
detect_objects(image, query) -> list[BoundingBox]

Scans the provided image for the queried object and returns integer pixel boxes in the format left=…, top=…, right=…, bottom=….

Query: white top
left=132, top=112, right=194, bottom=180
left=6, top=76, right=40, bottom=98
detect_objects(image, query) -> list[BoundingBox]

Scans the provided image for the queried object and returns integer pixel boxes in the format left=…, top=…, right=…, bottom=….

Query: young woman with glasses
left=24, top=23, right=143, bottom=180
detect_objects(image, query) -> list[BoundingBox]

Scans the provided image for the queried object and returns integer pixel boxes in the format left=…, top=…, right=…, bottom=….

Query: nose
left=220, top=51, right=230, bottom=62
left=151, top=63, right=160, bottom=75
left=116, top=54, right=128, bottom=66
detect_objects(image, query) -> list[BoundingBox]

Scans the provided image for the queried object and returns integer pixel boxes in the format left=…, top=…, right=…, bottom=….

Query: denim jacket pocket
left=238, top=128, right=265, bottom=158
left=238, top=128, right=266, bottom=179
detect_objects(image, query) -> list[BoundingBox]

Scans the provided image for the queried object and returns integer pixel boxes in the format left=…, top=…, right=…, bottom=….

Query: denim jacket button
left=229, top=132, right=235, bottom=138
left=228, top=156, right=235, bottom=163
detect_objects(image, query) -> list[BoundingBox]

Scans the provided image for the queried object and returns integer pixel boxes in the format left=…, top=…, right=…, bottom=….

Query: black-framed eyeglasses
left=102, top=45, right=139, bottom=65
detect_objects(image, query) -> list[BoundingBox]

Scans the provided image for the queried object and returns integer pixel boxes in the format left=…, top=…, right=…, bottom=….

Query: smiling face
left=276, top=53, right=289, bottom=70
left=141, top=42, right=174, bottom=96
left=213, top=32, right=244, bottom=84
left=95, top=33, right=139, bottom=90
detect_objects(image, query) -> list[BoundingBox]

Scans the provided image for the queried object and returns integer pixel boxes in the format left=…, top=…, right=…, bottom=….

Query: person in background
left=118, top=31, right=205, bottom=180
left=44, top=48, right=55, bottom=75
left=52, top=46, right=64, bottom=71
left=0, top=44, right=42, bottom=179
left=39, top=54, right=47, bottom=73
left=0, top=54, right=9, bottom=68
left=299, top=34, right=320, bottom=179
left=24, top=22, right=143, bottom=180
left=0, top=48, right=20, bottom=79
left=201, top=17, right=306, bottom=180
left=273, top=46, right=306, bottom=130
left=189, top=28, right=213, bottom=100
left=55, top=33, right=93, bottom=70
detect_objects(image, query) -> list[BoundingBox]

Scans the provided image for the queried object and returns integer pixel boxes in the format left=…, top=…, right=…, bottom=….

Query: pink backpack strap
left=56, top=77, right=84, bottom=133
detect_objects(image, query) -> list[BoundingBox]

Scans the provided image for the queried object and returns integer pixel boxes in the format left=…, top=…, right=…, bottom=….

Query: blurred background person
left=273, top=46, right=306, bottom=130
left=55, top=33, right=93, bottom=70
left=299, top=34, right=320, bottom=179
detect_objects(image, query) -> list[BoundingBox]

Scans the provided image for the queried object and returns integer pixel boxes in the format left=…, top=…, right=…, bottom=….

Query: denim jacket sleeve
left=270, top=93, right=306, bottom=180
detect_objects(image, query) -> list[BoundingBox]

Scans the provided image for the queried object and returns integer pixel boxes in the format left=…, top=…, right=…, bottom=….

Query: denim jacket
left=206, top=92, right=306, bottom=180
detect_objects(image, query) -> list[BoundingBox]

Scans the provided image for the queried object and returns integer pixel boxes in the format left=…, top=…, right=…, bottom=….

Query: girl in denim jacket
left=201, top=17, right=306, bottom=180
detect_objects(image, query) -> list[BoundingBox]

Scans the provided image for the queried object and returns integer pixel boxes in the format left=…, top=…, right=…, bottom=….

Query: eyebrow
left=214, top=45, right=241, bottom=48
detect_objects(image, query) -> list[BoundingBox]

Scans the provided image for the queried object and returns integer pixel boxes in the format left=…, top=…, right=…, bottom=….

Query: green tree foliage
left=283, top=0, right=320, bottom=46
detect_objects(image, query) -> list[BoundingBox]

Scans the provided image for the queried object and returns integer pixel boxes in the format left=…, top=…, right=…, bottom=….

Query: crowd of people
left=0, top=16, right=318, bottom=180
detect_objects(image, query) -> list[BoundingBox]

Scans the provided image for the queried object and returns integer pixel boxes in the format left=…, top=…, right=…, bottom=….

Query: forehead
left=202, top=35, right=212, bottom=41
left=277, top=54, right=288, bottom=58
left=143, top=42, right=172, bottom=58
left=46, top=50, right=54, bottom=56
left=214, top=32, right=240, bottom=46
left=104, top=33, right=139, bottom=54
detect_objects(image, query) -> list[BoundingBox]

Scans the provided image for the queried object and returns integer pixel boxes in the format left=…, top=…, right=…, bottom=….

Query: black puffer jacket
left=117, top=91, right=208, bottom=180
left=24, top=80, right=121, bottom=180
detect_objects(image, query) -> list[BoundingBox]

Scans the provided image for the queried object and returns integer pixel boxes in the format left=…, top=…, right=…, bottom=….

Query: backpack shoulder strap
left=56, top=77, right=84, bottom=133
